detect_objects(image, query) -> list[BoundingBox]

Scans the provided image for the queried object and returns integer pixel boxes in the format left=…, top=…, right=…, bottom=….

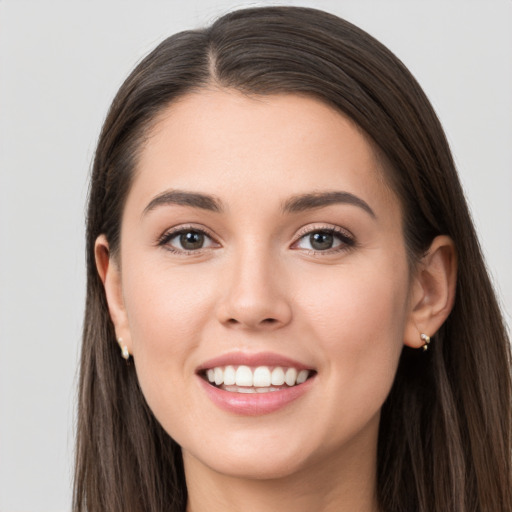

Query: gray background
left=1, top=1, right=511, bottom=510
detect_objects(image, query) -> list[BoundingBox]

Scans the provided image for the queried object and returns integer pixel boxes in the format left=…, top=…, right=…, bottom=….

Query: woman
left=74, top=6, right=512, bottom=512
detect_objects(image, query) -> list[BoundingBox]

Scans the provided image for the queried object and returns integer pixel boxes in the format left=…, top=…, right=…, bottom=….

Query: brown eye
left=159, top=228, right=218, bottom=253
left=309, top=231, right=334, bottom=250
left=179, top=231, right=205, bottom=250
left=293, top=228, right=354, bottom=253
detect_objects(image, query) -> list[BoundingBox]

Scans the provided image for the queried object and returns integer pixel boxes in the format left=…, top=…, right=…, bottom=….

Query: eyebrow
left=142, top=190, right=223, bottom=216
left=282, top=191, right=376, bottom=218
left=142, top=189, right=375, bottom=218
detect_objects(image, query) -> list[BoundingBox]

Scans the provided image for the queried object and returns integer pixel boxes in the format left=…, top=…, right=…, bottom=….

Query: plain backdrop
left=0, top=1, right=511, bottom=510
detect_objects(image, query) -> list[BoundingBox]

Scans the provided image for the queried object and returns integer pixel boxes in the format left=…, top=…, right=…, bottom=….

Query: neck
left=184, top=428, right=380, bottom=512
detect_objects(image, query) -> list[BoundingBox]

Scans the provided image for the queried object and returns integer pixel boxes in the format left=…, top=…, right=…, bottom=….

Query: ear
left=404, top=235, right=457, bottom=348
left=95, top=234, right=132, bottom=355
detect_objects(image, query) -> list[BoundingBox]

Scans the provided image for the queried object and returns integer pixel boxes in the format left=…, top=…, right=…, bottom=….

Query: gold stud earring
left=420, top=333, right=431, bottom=351
left=117, top=337, right=130, bottom=360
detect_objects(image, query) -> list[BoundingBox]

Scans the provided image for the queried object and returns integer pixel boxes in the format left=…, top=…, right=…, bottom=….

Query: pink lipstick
left=196, top=352, right=316, bottom=415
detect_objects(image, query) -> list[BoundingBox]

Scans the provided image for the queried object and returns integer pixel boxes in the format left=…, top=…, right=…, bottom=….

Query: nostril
left=225, top=317, right=278, bottom=327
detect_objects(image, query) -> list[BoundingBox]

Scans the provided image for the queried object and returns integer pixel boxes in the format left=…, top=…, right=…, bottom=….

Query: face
left=105, top=90, right=418, bottom=481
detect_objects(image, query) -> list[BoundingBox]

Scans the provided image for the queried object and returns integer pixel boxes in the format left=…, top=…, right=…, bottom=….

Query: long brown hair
left=74, top=6, right=512, bottom=511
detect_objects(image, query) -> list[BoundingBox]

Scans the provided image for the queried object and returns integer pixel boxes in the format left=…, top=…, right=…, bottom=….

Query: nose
left=215, top=246, right=293, bottom=331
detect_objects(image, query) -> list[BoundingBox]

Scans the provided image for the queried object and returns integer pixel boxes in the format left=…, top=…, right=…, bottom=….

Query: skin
left=96, top=89, right=456, bottom=512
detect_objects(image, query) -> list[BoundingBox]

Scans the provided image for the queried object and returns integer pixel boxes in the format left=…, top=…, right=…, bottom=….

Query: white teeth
left=271, top=367, right=285, bottom=386
left=223, top=365, right=236, bottom=386
left=235, top=365, right=253, bottom=387
left=297, top=369, right=309, bottom=384
left=224, top=386, right=284, bottom=393
left=214, top=367, right=223, bottom=386
left=253, top=366, right=271, bottom=387
left=235, top=386, right=256, bottom=393
left=285, top=368, right=298, bottom=387
left=204, top=365, right=312, bottom=389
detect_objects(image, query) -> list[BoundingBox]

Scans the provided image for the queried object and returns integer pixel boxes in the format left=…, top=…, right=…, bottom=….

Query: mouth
left=199, top=365, right=316, bottom=393
left=197, top=354, right=317, bottom=415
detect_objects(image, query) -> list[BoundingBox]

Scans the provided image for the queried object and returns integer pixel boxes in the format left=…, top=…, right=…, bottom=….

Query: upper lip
left=196, top=351, right=314, bottom=372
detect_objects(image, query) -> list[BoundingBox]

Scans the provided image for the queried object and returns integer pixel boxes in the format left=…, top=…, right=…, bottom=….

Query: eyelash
left=156, top=224, right=355, bottom=255
left=291, top=225, right=355, bottom=255
left=157, top=225, right=219, bottom=255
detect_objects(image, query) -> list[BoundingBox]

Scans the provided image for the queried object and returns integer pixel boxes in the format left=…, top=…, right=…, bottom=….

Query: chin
left=185, top=445, right=311, bottom=481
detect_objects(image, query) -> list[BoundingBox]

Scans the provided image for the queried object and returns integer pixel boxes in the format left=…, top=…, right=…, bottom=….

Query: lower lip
left=198, top=375, right=315, bottom=416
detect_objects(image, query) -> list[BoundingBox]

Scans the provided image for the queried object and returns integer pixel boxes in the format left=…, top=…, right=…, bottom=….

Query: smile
left=203, top=365, right=313, bottom=393
left=196, top=352, right=316, bottom=414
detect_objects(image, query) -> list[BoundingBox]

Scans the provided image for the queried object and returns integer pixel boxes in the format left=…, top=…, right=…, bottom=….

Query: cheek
left=123, top=260, right=216, bottom=349
left=120, top=264, right=218, bottom=437
left=297, top=258, right=409, bottom=398
left=302, top=262, right=408, bottom=335
left=120, top=260, right=218, bottom=403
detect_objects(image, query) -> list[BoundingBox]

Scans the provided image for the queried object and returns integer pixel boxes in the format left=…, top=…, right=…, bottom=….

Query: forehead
left=128, top=89, right=398, bottom=219
left=145, top=89, right=374, bottom=163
